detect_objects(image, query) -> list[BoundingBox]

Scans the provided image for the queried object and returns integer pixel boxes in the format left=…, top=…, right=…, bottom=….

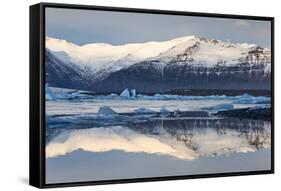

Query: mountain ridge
left=45, top=35, right=271, bottom=93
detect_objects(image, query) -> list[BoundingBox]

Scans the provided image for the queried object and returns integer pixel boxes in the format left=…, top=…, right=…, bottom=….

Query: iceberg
left=136, top=94, right=229, bottom=100
left=233, top=93, right=271, bottom=104
left=46, top=87, right=95, bottom=101
left=202, top=103, right=234, bottom=111
left=45, top=84, right=56, bottom=100
left=173, top=109, right=181, bottom=117
left=160, top=106, right=170, bottom=113
left=213, top=103, right=234, bottom=111
left=97, top=106, right=117, bottom=115
left=134, top=107, right=156, bottom=114
left=120, top=88, right=130, bottom=97
left=160, top=106, right=170, bottom=117
left=98, top=92, right=270, bottom=102
left=130, top=89, right=137, bottom=97
left=120, top=88, right=137, bottom=98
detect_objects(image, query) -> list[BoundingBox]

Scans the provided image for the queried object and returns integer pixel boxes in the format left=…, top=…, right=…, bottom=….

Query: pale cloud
left=46, top=7, right=271, bottom=47
left=234, top=20, right=250, bottom=26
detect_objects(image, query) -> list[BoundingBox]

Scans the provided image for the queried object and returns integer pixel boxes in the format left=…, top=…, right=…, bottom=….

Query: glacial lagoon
left=45, top=91, right=271, bottom=183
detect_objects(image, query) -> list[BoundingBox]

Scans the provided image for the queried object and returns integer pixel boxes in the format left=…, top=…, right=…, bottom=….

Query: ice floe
left=120, top=88, right=137, bottom=98
left=93, top=92, right=270, bottom=103
left=120, top=88, right=130, bottom=97
left=130, top=89, right=137, bottom=97
left=46, top=86, right=271, bottom=104
left=202, top=103, right=234, bottom=111
left=232, top=93, right=271, bottom=104
left=134, top=107, right=157, bottom=114
left=45, top=85, right=93, bottom=101
left=97, top=106, right=117, bottom=115
left=160, top=106, right=170, bottom=114
left=46, top=84, right=57, bottom=100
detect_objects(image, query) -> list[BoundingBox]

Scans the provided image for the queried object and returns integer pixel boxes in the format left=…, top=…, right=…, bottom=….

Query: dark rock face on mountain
left=89, top=60, right=271, bottom=93
left=45, top=50, right=86, bottom=90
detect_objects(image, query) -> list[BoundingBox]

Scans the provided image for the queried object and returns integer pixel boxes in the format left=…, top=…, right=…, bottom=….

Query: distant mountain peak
left=46, top=35, right=271, bottom=92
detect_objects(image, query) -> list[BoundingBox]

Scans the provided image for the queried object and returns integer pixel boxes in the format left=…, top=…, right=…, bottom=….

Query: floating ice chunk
left=214, top=103, right=234, bottom=111
left=160, top=106, right=170, bottom=113
left=130, top=89, right=137, bottom=97
left=99, top=92, right=270, bottom=101
left=70, top=91, right=81, bottom=97
left=233, top=94, right=270, bottom=104
left=54, top=91, right=84, bottom=100
left=233, top=98, right=254, bottom=104
left=120, top=88, right=130, bottom=97
left=202, top=103, right=234, bottom=111
left=264, top=64, right=271, bottom=74
left=255, top=100, right=271, bottom=104
left=97, top=106, right=117, bottom=115
left=73, top=91, right=81, bottom=95
left=134, top=107, right=156, bottom=114
left=45, top=84, right=56, bottom=100
left=160, top=107, right=170, bottom=117
left=120, top=88, right=137, bottom=97
left=137, top=94, right=230, bottom=100
left=173, top=109, right=181, bottom=117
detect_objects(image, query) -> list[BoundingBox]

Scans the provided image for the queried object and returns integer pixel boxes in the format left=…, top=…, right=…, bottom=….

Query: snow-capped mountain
left=46, top=35, right=271, bottom=93
left=46, top=36, right=199, bottom=80
left=45, top=49, right=86, bottom=89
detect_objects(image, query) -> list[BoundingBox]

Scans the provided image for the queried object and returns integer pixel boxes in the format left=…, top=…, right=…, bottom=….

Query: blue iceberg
left=232, top=93, right=271, bottom=104
left=202, top=103, right=234, bottom=111
left=134, top=107, right=156, bottom=114
left=45, top=84, right=56, bottom=100
left=120, top=88, right=130, bottom=97
left=97, top=106, right=117, bottom=115
left=120, top=88, right=137, bottom=98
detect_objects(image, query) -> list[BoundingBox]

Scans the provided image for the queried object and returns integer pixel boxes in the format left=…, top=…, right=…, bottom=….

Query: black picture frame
left=30, top=2, right=274, bottom=188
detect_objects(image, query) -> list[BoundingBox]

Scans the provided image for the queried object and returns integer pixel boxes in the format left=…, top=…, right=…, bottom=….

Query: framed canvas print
left=29, top=2, right=274, bottom=188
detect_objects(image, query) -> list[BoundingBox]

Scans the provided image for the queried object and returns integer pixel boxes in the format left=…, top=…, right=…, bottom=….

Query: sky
left=46, top=7, right=271, bottom=48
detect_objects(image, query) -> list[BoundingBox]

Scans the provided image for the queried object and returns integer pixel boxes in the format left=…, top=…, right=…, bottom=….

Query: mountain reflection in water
left=46, top=118, right=271, bottom=160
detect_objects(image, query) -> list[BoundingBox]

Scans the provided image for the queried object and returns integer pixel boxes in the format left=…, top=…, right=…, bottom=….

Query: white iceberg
left=130, top=89, right=137, bottom=97
left=120, top=88, right=130, bottom=97
left=97, top=106, right=117, bottom=115
left=120, top=88, right=137, bottom=98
